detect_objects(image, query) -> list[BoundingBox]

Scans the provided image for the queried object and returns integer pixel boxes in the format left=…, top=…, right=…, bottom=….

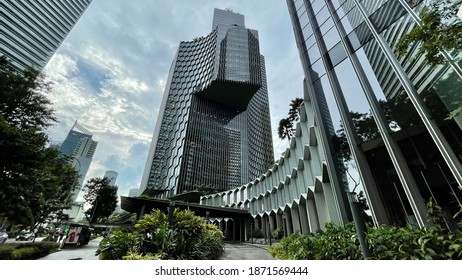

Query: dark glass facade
left=140, top=8, right=274, bottom=197
left=1, top=0, right=93, bottom=71
left=287, top=0, right=462, bottom=229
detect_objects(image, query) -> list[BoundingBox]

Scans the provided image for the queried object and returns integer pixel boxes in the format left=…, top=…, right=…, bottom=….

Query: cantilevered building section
left=59, top=121, right=98, bottom=202
left=1, top=0, right=93, bottom=71
left=140, top=8, right=274, bottom=198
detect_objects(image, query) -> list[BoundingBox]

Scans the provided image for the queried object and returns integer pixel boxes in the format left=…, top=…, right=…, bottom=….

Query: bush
left=97, top=208, right=225, bottom=260
left=269, top=222, right=462, bottom=260
left=0, top=241, right=59, bottom=260
left=252, top=228, right=264, bottom=238
left=97, top=229, right=141, bottom=260
left=272, top=227, right=284, bottom=240
left=122, top=251, right=162, bottom=260
left=269, top=223, right=361, bottom=260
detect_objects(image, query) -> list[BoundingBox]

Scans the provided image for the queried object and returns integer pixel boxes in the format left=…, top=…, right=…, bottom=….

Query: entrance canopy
left=120, top=196, right=251, bottom=220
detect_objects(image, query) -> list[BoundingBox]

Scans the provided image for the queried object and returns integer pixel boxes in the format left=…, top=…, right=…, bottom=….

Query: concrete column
left=261, top=217, right=267, bottom=239
left=306, top=198, right=320, bottom=232
left=284, top=210, right=294, bottom=235
left=298, top=201, right=310, bottom=234
left=276, top=213, right=283, bottom=230
left=291, top=205, right=302, bottom=234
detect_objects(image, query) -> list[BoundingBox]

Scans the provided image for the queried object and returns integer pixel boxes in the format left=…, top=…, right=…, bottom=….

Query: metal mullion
left=354, top=0, right=462, bottom=200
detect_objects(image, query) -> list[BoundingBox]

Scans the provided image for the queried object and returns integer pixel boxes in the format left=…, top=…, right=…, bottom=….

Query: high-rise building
left=286, top=0, right=462, bottom=229
left=140, top=8, right=274, bottom=198
left=59, top=121, right=98, bottom=202
left=128, top=188, right=139, bottom=198
left=104, top=170, right=118, bottom=186
left=1, top=0, right=93, bottom=71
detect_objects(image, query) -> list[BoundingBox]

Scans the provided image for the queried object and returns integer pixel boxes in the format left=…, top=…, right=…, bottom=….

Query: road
left=219, top=242, right=276, bottom=260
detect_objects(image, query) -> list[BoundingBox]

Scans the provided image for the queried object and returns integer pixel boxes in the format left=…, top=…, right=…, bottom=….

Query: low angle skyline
left=43, top=0, right=304, bottom=199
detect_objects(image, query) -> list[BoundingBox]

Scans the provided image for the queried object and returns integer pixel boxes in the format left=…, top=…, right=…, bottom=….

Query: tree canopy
left=0, top=56, right=77, bottom=229
left=277, top=98, right=304, bottom=143
left=396, top=0, right=462, bottom=65
left=83, top=177, right=118, bottom=223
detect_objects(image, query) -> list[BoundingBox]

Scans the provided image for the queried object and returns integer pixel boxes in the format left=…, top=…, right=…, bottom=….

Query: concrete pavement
left=36, top=238, right=274, bottom=260
left=38, top=237, right=103, bottom=260
left=219, top=242, right=276, bottom=260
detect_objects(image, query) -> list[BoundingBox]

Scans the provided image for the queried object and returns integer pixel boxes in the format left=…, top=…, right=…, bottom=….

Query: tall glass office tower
left=1, top=0, right=93, bottom=71
left=59, top=121, right=98, bottom=202
left=140, top=8, right=274, bottom=198
left=287, top=0, right=462, bottom=229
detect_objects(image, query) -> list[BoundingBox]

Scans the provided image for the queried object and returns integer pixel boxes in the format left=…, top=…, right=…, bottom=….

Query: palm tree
left=288, top=98, right=304, bottom=122
left=277, top=118, right=294, bottom=143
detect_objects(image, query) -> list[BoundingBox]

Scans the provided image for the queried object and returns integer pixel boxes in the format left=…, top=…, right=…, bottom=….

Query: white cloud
left=44, top=0, right=305, bottom=197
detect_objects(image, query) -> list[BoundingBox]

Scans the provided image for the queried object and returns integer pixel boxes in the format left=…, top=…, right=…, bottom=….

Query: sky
left=43, top=0, right=304, bottom=200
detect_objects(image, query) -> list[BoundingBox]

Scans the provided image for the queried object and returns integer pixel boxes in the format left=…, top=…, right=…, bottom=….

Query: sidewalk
left=38, top=237, right=103, bottom=260
left=219, top=242, right=276, bottom=260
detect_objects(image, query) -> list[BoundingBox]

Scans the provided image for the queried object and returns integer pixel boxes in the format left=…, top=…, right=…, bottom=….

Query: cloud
left=44, top=0, right=305, bottom=198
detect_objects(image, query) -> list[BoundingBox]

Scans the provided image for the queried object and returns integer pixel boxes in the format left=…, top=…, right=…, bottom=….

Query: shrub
left=97, top=208, right=225, bottom=260
left=269, top=222, right=462, bottom=260
left=0, top=245, right=15, bottom=260
left=97, top=229, right=141, bottom=260
left=11, top=247, right=41, bottom=260
left=269, top=223, right=361, bottom=260
left=122, top=251, right=162, bottom=260
left=252, top=228, right=264, bottom=238
left=0, top=241, right=59, bottom=260
left=190, top=223, right=225, bottom=260
left=272, top=227, right=284, bottom=240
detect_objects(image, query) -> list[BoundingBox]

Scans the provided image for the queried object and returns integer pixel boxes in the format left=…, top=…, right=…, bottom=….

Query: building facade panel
left=1, top=0, right=92, bottom=71
left=141, top=8, right=273, bottom=197
left=285, top=0, right=462, bottom=229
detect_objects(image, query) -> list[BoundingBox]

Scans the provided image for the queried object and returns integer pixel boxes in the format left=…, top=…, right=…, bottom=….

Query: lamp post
left=90, top=197, right=98, bottom=224
left=347, top=192, right=370, bottom=258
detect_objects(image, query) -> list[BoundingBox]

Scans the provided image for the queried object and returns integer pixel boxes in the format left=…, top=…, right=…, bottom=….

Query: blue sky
left=43, top=0, right=304, bottom=199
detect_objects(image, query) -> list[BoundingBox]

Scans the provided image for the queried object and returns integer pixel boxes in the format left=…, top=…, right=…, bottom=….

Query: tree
left=0, top=56, right=56, bottom=130
left=0, top=56, right=77, bottom=229
left=277, top=118, right=294, bottom=143
left=84, top=177, right=118, bottom=223
left=396, top=0, right=462, bottom=65
left=277, top=98, right=304, bottom=143
left=288, top=97, right=304, bottom=122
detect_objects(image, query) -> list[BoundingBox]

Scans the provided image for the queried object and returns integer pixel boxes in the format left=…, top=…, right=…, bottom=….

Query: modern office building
left=200, top=0, right=462, bottom=239
left=59, top=121, right=98, bottom=202
left=282, top=0, right=462, bottom=229
left=1, top=0, right=93, bottom=71
left=140, top=8, right=274, bottom=198
left=104, top=170, right=118, bottom=186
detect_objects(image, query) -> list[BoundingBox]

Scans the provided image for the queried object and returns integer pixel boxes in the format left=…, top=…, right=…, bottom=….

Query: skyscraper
left=59, top=121, right=98, bottom=202
left=140, top=8, right=274, bottom=198
left=286, top=0, right=462, bottom=229
left=104, top=170, right=118, bottom=186
left=128, top=188, right=139, bottom=198
left=1, top=0, right=93, bottom=71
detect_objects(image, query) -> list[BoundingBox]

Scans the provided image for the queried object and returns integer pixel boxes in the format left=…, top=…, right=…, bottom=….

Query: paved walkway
left=38, top=237, right=103, bottom=260
left=37, top=238, right=274, bottom=260
left=219, top=242, right=276, bottom=260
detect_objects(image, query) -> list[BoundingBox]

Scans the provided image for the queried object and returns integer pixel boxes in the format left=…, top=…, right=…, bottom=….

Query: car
left=15, top=232, right=34, bottom=241
left=0, top=232, right=8, bottom=243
